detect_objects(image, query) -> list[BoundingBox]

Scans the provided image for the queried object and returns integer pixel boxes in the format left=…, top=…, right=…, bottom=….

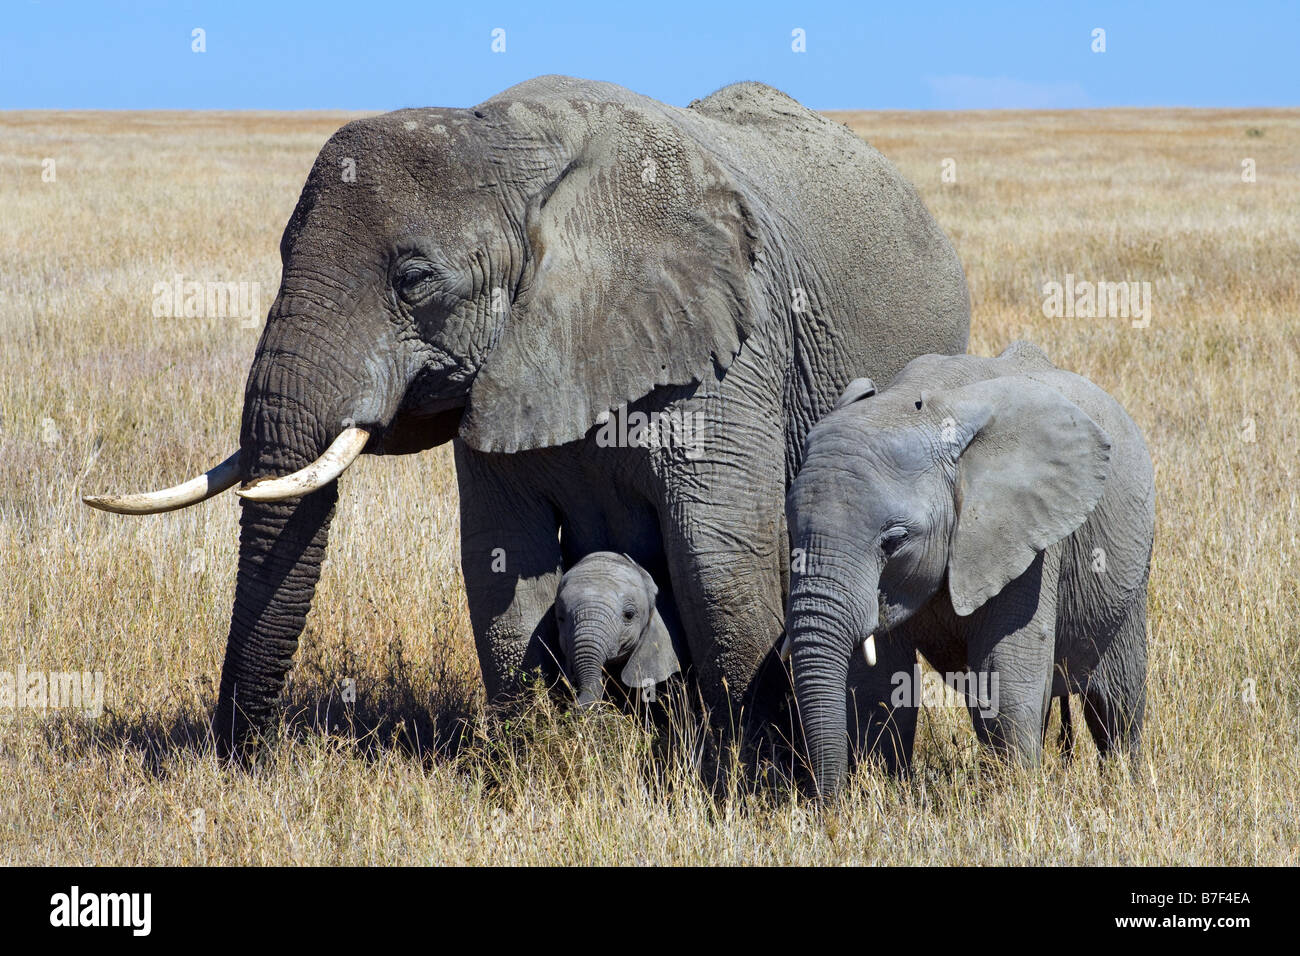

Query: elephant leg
left=1081, top=593, right=1147, bottom=763
left=454, top=441, right=564, bottom=703
left=846, top=631, right=920, bottom=775
left=1054, top=694, right=1077, bottom=762
left=657, top=398, right=787, bottom=737
left=664, top=516, right=786, bottom=728
left=962, top=551, right=1060, bottom=766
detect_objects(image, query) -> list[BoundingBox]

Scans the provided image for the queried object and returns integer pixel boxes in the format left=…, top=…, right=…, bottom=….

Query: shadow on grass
left=35, top=645, right=482, bottom=779
left=31, top=639, right=806, bottom=811
left=279, top=633, right=481, bottom=767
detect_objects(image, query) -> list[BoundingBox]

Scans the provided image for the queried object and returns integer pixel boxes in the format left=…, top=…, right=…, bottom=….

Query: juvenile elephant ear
left=624, top=553, right=657, bottom=599
left=459, top=119, right=761, bottom=452
left=620, top=606, right=681, bottom=691
left=941, top=376, right=1112, bottom=616
left=834, top=377, right=878, bottom=409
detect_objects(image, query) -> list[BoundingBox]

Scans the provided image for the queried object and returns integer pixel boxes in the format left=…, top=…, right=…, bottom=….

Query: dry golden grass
left=1, top=107, right=1297, bottom=864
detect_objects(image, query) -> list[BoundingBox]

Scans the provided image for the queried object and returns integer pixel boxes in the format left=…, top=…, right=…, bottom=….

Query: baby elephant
left=554, top=552, right=683, bottom=708
left=786, top=341, right=1155, bottom=797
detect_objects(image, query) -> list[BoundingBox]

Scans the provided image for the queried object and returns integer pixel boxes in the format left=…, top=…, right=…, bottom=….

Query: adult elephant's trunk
left=569, top=620, right=610, bottom=708
left=213, top=482, right=337, bottom=755
left=787, top=558, right=879, bottom=800
left=211, top=284, right=400, bottom=756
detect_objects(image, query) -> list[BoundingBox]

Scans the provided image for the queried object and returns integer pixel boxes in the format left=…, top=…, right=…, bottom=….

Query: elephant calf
left=554, top=553, right=685, bottom=708
left=785, top=341, right=1155, bottom=797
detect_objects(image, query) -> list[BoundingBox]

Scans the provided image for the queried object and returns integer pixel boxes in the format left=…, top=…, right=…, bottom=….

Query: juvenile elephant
left=554, top=552, right=683, bottom=707
left=84, top=75, right=969, bottom=755
left=785, top=342, right=1154, bottom=797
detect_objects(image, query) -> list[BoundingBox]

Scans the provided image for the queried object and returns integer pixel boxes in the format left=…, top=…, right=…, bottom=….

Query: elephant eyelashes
left=394, top=258, right=469, bottom=307
left=880, top=527, right=908, bottom=556
left=395, top=265, right=439, bottom=300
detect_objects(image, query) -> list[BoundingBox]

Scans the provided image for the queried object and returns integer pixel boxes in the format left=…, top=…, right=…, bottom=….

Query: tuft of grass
left=2, top=108, right=1298, bottom=864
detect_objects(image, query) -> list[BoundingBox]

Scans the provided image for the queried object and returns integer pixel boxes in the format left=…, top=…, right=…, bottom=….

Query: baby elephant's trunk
left=569, top=620, right=610, bottom=708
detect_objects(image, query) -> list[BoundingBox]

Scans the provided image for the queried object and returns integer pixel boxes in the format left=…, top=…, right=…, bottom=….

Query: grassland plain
left=0, top=107, right=1296, bottom=864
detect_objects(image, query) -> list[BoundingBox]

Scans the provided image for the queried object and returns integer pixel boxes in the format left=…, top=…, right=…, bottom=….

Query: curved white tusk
left=862, top=634, right=877, bottom=667
left=235, top=426, right=371, bottom=502
left=82, top=451, right=241, bottom=515
left=779, top=634, right=793, bottom=663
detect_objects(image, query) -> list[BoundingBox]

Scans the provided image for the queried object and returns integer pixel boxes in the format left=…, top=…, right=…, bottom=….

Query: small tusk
left=82, top=451, right=241, bottom=514
left=779, top=634, right=793, bottom=662
left=862, top=634, right=877, bottom=667
left=236, top=426, right=370, bottom=501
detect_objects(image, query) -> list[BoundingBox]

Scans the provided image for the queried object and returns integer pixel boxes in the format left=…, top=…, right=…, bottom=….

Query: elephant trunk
left=787, top=561, right=879, bottom=800
left=568, top=619, right=612, bottom=708
left=213, top=484, right=337, bottom=755
left=212, top=284, right=399, bottom=756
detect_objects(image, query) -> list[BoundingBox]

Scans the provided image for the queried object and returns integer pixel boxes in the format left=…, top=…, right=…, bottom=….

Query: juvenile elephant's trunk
left=787, top=562, right=879, bottom=800
left=569, top=619, right=611, bottom=708
left=789, top=614, right=853, bottom=798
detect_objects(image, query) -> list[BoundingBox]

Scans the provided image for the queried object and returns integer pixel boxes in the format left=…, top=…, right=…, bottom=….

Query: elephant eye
left=623, top=606, right=636, bottom=623
left=880, top=526, right=908, bottom=556
left=395, top=261, right=439, bottom=297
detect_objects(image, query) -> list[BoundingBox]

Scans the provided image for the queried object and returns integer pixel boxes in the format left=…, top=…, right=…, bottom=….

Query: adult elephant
left=85, top=76, right=969, bottom=755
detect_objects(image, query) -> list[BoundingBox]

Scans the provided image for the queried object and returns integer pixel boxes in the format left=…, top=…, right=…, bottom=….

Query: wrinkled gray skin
left=555, top=552, right=682, bottom=708
left=786, top=342, right=1154, bottom=797
left=211, top=75, right=969, bottom=754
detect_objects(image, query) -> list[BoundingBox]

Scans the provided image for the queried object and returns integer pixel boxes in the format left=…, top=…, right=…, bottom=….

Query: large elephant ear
left=941, top=376, right=1112, bottom=616
left=459, top=119, right=761, bottom=452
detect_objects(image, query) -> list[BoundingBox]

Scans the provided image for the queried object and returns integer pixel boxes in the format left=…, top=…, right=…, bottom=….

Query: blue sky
left=3, top=0, right=1297, bottom=110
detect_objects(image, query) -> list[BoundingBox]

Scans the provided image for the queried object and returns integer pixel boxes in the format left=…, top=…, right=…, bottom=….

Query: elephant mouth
left=368, top=406, right=465, bottom=456
left=876, top=589, right=915, bottom=634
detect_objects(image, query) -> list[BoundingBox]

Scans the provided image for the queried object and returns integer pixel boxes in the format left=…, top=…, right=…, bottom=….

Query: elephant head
left=555, top=553, right=680, bottom=708
left=81, top=77, right=761, bottom=755
left=786, top=371, right=1111, bottom=797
